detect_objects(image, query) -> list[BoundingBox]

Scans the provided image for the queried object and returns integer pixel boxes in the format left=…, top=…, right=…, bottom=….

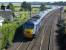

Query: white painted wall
left=0, top=17, right=4, bottom=26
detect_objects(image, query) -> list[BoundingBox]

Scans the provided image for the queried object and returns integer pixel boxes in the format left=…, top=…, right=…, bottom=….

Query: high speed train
left=22, top=6, right=64, bottom=38
left=23, top=13, right=45, bottom=38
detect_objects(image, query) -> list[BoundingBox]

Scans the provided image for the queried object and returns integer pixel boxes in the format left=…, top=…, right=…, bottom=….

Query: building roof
left=0, top=9, right=12, bottom=12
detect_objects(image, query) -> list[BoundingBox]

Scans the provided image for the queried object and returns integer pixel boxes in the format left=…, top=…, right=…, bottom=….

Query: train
left=22, top=6, right=64, bottom=38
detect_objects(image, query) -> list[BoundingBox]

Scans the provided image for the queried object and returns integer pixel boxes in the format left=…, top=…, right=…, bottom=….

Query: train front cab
left=23, top=22, right=35, bottom=38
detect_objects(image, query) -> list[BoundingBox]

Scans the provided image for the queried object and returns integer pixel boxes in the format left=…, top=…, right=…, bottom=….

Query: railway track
left=48, top=13, right=61, bottom=50
left=40, top=13, right=55, bottom=50
left=39, top=12, right=60, bottom=50
left=16, top=12, right=60, bottom=50
left=48, top=13, right=58, bottom=50
left=7, top=10, right=61, bottom=50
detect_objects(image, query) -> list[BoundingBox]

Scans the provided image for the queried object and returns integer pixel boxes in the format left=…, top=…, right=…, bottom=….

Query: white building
left=0, top=9, right=13, bottom=21
left=0, top=17, right=4, bottom=26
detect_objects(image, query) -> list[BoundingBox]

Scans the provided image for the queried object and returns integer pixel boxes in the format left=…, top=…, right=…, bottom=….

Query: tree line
left=1, top=2, right=46, bottom=11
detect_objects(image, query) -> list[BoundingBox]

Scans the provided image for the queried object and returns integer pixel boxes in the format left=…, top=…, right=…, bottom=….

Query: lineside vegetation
left=0, top=2, right=47, bottom=50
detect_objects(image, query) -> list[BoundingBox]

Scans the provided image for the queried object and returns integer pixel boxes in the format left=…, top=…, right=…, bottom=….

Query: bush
left=0, top=23, right=18, bottom=50
left=0, top=11, right=30, bottom=49
left=64, top=10, right=66, bottom=12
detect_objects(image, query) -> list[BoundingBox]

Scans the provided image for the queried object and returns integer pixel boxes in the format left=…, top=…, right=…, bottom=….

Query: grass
left=14, top=11, right=30, bottom=24
left=15, top=6, right=20, bottom=12
left=0, top=39, right=2, bottom=49
left=63, top=12, right=66, bottom=21
left=64, top=6, right=66, bottom=10
left=32, top=8, right=40, bottom=14
left=64, top=6, right=66, bottom=12
left=14, top=6, right=40, bottom=13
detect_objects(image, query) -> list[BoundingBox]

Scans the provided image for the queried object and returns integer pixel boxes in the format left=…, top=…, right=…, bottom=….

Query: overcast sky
left=0, top=0, right=66, bottom=2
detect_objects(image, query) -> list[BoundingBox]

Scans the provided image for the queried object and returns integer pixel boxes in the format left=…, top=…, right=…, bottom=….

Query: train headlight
left=24, top=29, right=33, bottom=38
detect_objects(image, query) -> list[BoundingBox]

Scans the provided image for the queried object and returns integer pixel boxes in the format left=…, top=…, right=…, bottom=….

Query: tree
left=21, top=2, right=31, bottom=17
left=27, top=3, right=31, bottom=17
left=6, top=3, right=15, bottom=18
left=21, top=2, right=31, bottom=11
left=27, top=3, right=31, bottom=11
left=6, top=3, right=15, bottom=11
left=6, top=4, right=10, bottom=9
left=1, top=4, right=5, bottom=10
left=40, top=3, right=46, bottom=11
left=21, top=1, right=28, bottom=11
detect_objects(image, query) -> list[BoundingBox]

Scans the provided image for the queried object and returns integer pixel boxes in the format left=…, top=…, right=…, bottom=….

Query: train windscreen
left=30, top=15, right=40, bottom=21
left=24, top=22, right=34, bottom=29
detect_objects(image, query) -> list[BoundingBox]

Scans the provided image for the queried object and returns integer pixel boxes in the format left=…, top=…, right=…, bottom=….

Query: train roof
left=29, top=15, right=41, bottom=23
left=28, top=12, right=45, bottom=25
left=27, top=9, right=54, bottom=25
left=26, top=6, right=63, bottom=25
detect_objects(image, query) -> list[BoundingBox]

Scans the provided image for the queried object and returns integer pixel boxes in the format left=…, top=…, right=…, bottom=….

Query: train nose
left=24, top=29, right=33, bottom=38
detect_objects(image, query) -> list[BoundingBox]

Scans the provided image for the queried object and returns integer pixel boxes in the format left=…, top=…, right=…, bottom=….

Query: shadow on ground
left=56, top=24, right=66, bottom=50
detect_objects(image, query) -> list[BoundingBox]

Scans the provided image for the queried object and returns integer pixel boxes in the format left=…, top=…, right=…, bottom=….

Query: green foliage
left=32, top=8, right=40, bottom=14
left=7, top=23, right=18, bottom=45
left=21, top=2, right=31, bottom=11
left=64, top=9, right=66, bottom=12
left=0, top=12, right=30, bottom=49
left=27, top=3, right=31, bottom=11
left=6, top=3, right=15, bottom=11
left=0, top=24, right=9, bottom=49
left=0, top=23, right=18, bottom=50
left=21, top=1, right=27, bottom=11
left=64, top=6, right=66, bottom=12
left=1, top=4, right=5, bottom=10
